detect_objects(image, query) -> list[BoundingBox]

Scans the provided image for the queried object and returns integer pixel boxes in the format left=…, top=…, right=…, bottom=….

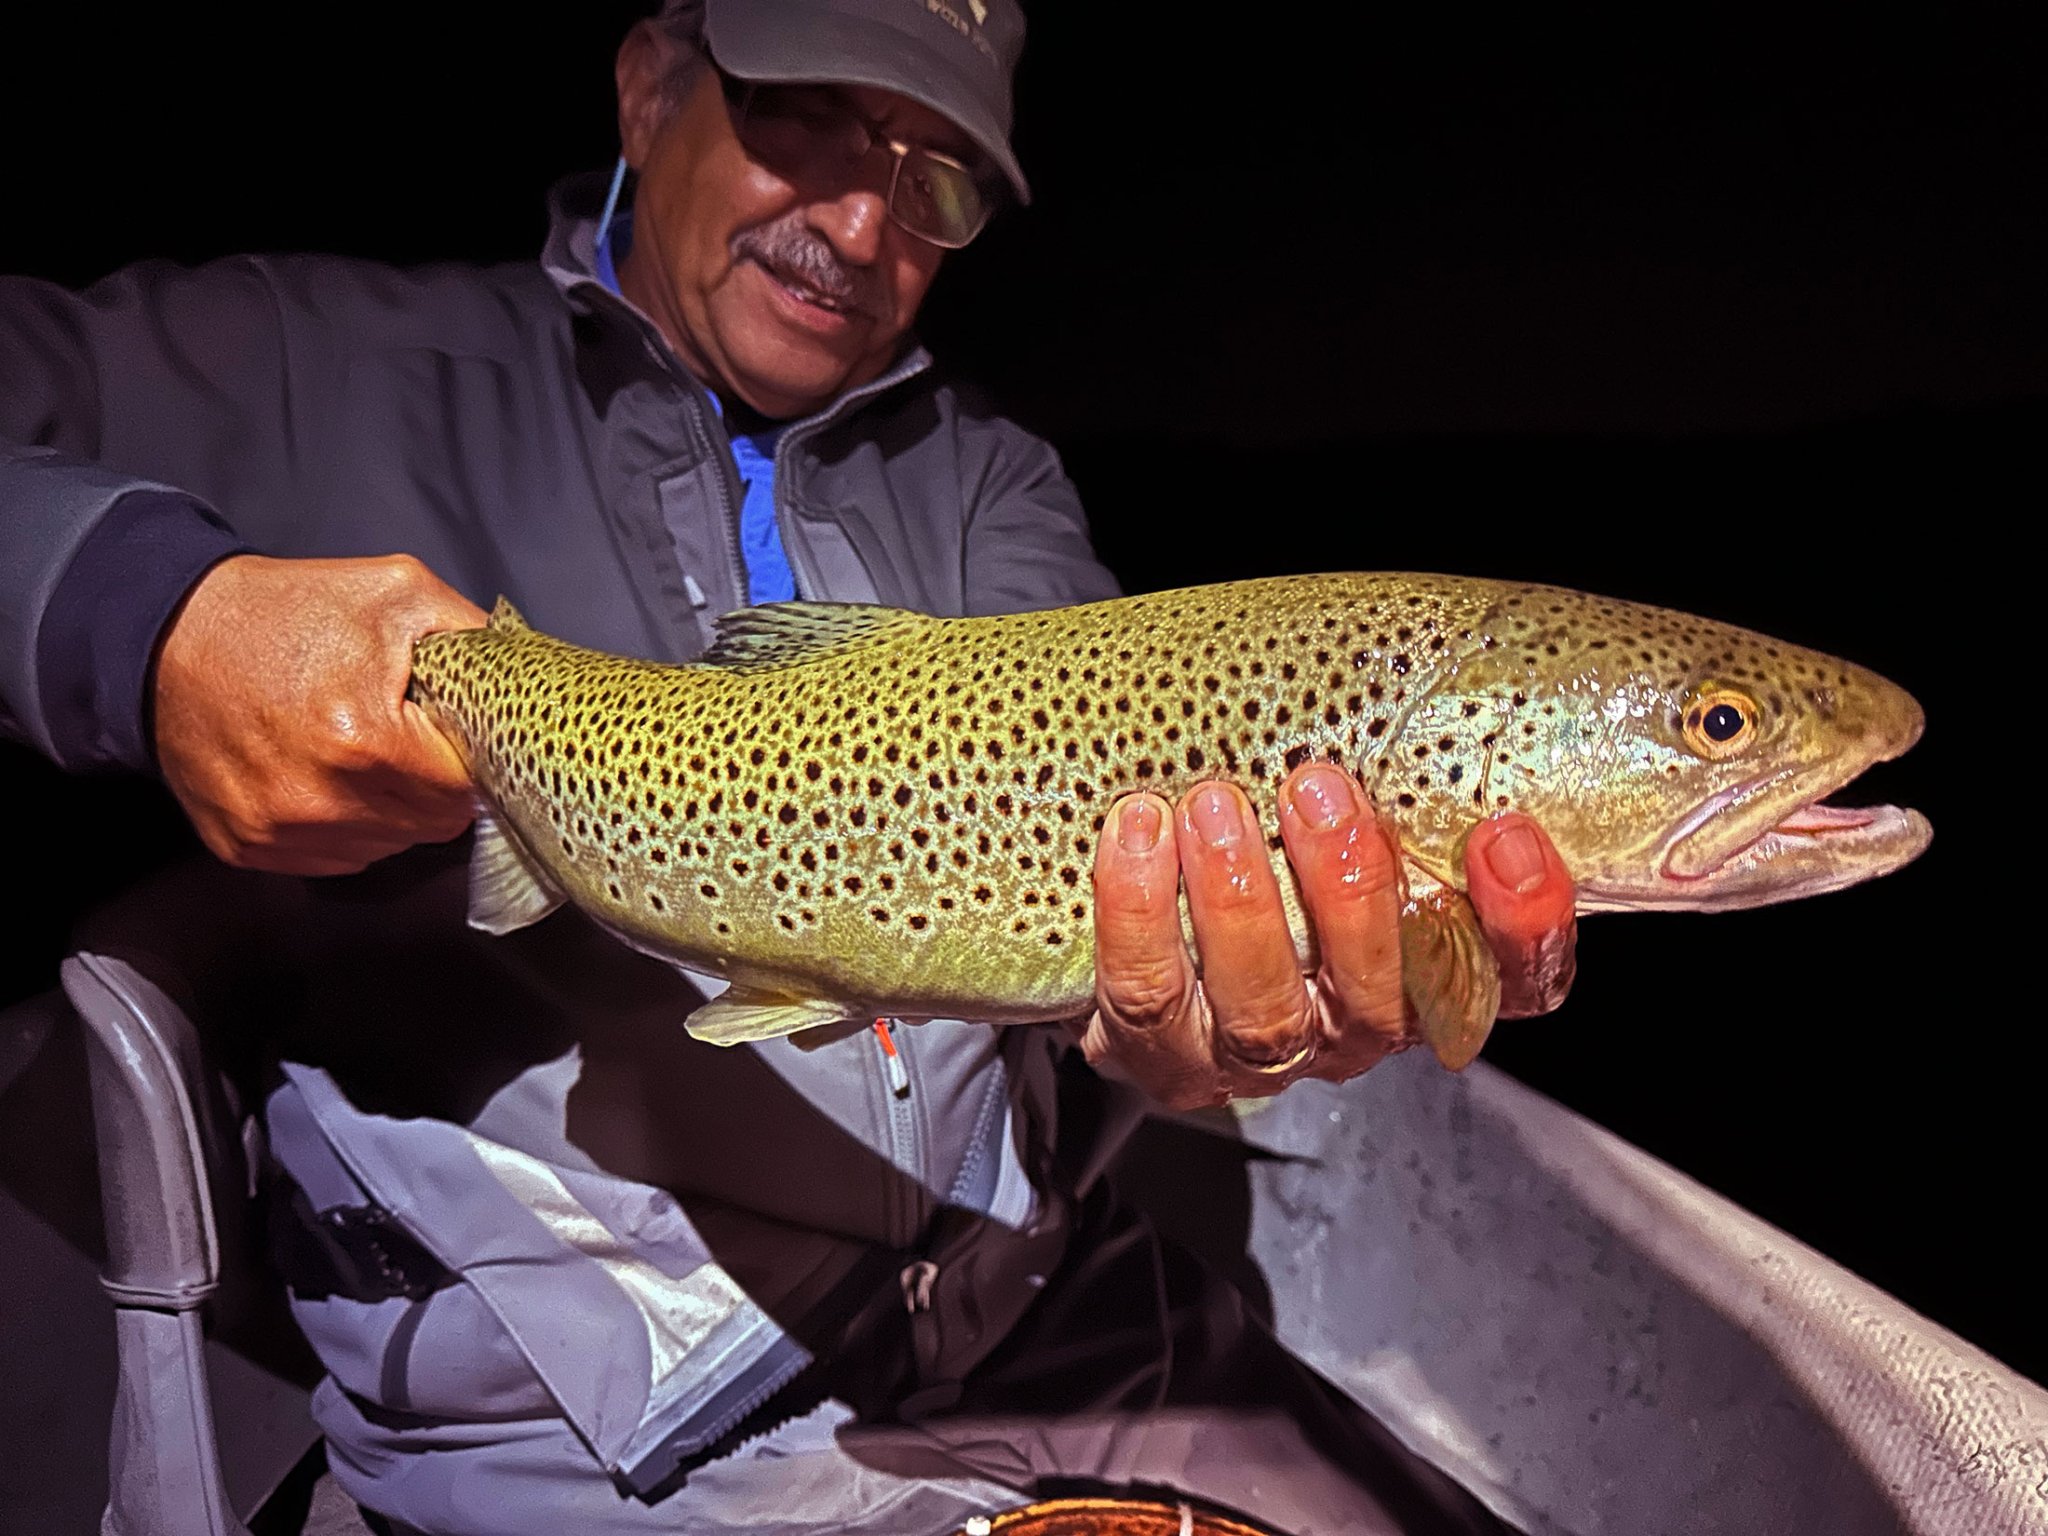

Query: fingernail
left=1289, top=764, right=1357, bottom=830
left=1485, top=822, right=1548, bottom=894
left=1115, top=795, right=1162, bottom=854
left=1187, top=785, right=1247, bottom=850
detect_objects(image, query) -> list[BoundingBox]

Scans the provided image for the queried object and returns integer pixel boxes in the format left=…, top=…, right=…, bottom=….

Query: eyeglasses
left=719, top=72, right=997, bottom=250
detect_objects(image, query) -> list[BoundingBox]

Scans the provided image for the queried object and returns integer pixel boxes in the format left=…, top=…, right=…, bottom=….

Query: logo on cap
left=919, top=0, right=998, bottom=63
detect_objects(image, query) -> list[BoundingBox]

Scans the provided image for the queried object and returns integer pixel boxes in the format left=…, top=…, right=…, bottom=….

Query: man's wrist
left=37, top=489, right=249, bottom=774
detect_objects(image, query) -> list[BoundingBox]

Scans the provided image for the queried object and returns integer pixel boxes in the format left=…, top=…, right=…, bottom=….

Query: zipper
left=771, top=349, right=931, bottom=603
left=699, top=407, right=751, bottom=609
left=872, top=1017, right=924, bottom=1246
left=564, top=274, right=752, bottom=611
left=871, top=1018, right=911, bottom=1098
left=568, top=263, right=928, bottom=612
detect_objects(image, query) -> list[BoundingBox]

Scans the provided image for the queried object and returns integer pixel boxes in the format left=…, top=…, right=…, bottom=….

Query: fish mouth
left=1586, top=710, right=1931, bottom=913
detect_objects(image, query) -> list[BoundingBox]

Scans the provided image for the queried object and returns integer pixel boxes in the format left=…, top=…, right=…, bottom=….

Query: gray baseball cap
left=701, top=0, right=1031, bottom=205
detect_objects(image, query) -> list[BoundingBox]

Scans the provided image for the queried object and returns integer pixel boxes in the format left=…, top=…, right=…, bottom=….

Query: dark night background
left=2, top=3, right=2041, bottom=1388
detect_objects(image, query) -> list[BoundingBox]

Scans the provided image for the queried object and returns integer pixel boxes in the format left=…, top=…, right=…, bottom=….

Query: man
left=0, top=2, right=1578, bottom=1531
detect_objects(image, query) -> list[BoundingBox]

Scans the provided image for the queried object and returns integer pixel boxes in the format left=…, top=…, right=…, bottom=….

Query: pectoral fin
left=686, top=989, right=854, bottom=1046
left=1398, top=887, right=1502, bottom=1071
left=467, top=810, right=566, bottom=935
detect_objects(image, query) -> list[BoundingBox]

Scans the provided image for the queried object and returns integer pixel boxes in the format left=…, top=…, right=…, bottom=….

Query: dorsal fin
left=488, top=596, right=532, bottom=633
left=699, top=600, right=931, bottom=671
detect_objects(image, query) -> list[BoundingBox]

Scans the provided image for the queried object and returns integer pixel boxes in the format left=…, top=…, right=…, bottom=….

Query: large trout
left=409, top=574, right=1929, bottom=1068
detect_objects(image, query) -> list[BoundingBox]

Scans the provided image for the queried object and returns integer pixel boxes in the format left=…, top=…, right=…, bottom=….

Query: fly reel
left=954, top=1496, right=1280, bottom=1536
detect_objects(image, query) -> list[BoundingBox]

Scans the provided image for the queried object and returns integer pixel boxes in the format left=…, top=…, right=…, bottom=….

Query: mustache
left=732, top=216, right=879, bottom=318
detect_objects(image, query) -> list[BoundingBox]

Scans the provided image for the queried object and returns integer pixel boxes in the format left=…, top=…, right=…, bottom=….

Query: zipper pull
left=872, top=1018, right=910, bottom=1099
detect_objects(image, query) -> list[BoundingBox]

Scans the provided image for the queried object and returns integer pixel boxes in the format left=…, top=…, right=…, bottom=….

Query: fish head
left=1389, top=589, right=1930, bottom=914
left=1592, top=646, right=1930, bottom=912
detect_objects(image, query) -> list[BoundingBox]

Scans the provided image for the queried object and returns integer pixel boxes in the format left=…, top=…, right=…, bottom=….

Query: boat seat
left=0, top=961, right=324, bottom=1536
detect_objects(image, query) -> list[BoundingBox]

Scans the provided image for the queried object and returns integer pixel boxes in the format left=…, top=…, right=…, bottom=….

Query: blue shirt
left=598, top=216, right=796, bottom=605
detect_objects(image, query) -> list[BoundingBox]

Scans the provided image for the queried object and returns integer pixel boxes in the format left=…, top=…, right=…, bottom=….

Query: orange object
left=952, top=1496, right=1279, bottom=1536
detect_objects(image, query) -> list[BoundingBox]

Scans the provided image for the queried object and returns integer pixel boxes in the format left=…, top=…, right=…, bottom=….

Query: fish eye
left=1682, top=688, right=1758, bottom=759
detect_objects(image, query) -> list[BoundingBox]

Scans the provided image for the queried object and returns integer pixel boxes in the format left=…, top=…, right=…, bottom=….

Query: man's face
left=615, top=26, right=970, bottom=419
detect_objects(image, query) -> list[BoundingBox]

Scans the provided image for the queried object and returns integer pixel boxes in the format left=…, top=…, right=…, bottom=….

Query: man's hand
left=152, top=553, right=488, bottom=875
left=1078, top=762, right=1576, bottom=1110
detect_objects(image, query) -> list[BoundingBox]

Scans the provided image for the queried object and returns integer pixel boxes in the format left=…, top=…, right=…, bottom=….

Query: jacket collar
left=538, top=172, right=935, bottom=428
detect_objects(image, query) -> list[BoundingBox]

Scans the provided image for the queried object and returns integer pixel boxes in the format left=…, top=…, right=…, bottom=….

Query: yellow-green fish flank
left=410, top=573, right=1929, bottom=1063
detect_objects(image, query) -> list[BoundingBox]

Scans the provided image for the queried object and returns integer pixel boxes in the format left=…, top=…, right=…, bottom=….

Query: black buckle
left=268, top=1177, right=453, bottom=1304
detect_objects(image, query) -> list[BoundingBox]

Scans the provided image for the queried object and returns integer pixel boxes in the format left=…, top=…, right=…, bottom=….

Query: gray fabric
left=272, top=1059, right=821, bottom=1472
left=320, top=1391, right=1030, bottom=1536
left=311, top=1162, right=1502, bottom=1536
left=1237, top=1056, right=2048, bottom=1536
left=0, top=446, right=186, bottom=763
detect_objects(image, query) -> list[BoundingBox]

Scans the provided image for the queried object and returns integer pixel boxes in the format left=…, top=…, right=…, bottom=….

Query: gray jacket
left=0, top=175, right=1120, bottom=1505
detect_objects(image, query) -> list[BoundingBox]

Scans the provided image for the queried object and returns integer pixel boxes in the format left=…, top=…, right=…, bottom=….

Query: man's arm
left=1, top=264, right=482, bottom=869
left=0, top=451, right=244, bottom=769
left=958, top=426, right=1121, bottom=614
left=1, top=259, right=309, bottom=767
left=150, top=553, right=482, bottom=873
